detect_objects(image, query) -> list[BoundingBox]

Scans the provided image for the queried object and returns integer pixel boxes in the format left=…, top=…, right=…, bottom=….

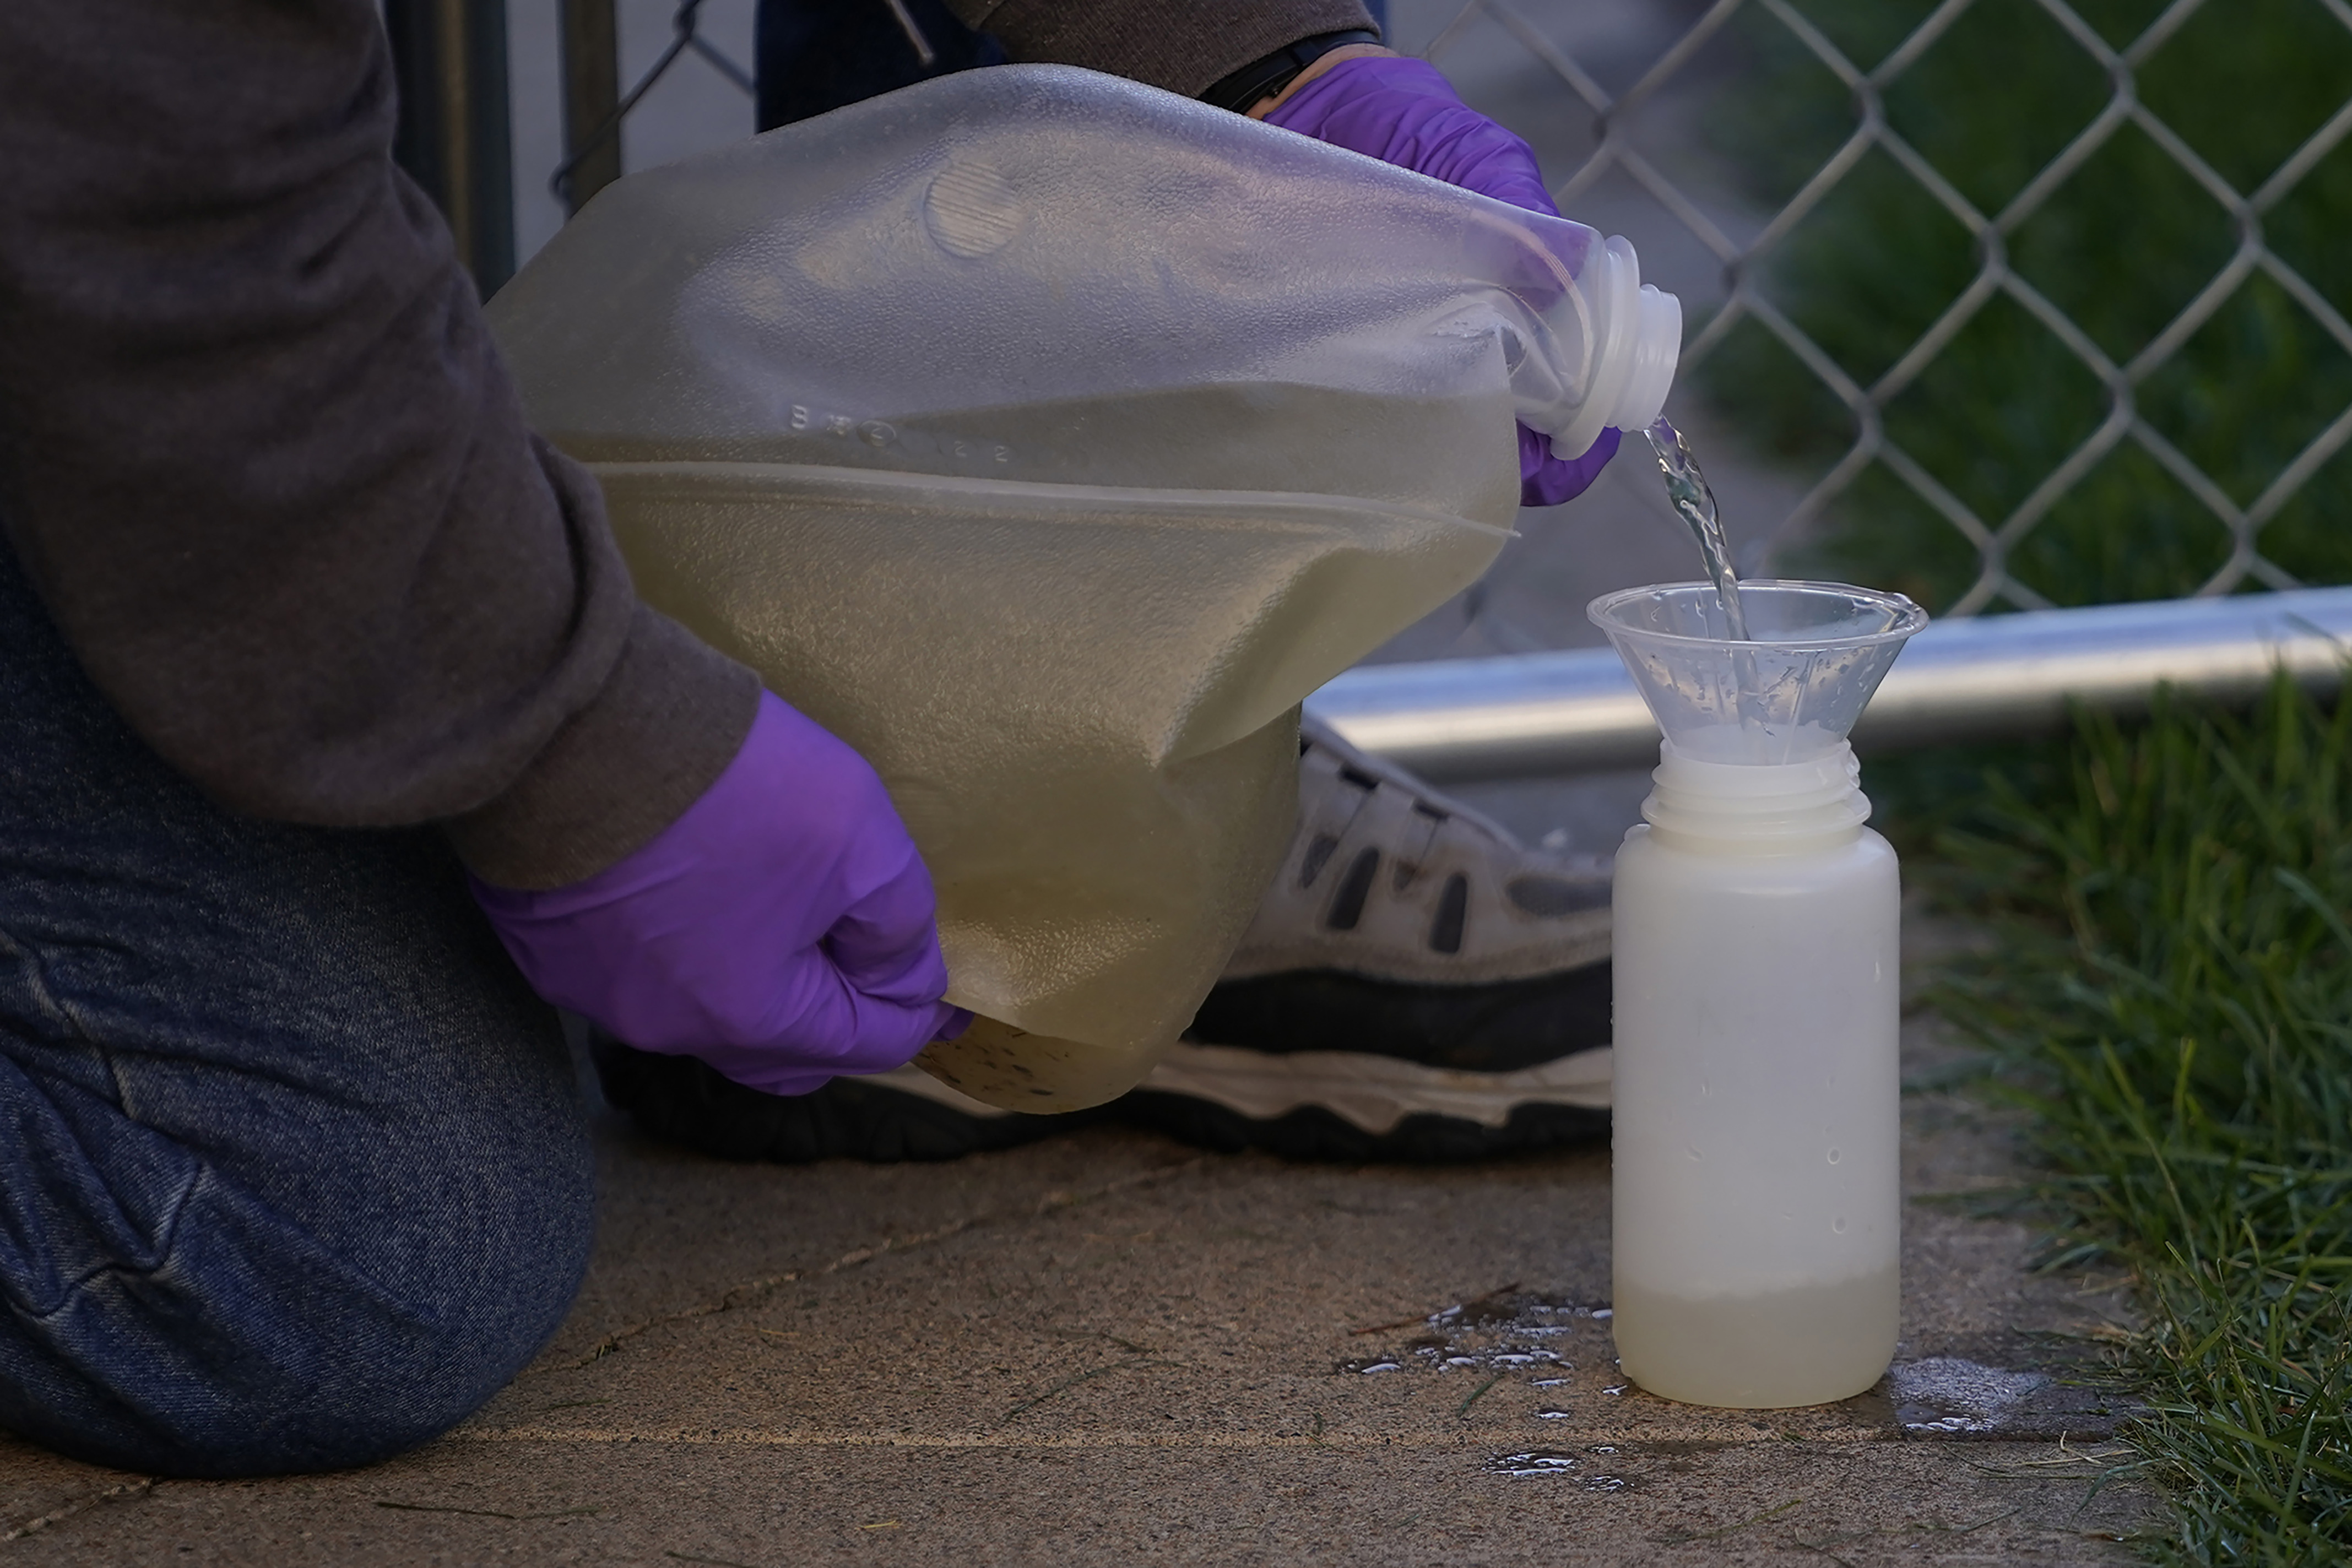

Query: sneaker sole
left=1138, top=1038, right=1611, bottom=1132
left=592, top=1037, right=1084, bottom=1163
left=1187, top=964, right=1612, bottom=1073
left=1119, top=1094, right=1607, bottom=1163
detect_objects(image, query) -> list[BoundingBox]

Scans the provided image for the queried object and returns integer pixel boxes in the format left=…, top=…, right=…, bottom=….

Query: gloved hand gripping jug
left=490, top=64, right=1682, bottom=1110
left=1591, top=582, right=1927, bottom=1407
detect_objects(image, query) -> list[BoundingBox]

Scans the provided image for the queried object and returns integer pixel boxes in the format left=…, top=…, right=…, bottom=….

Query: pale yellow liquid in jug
left=588, top=382, right=1520, bottom=1112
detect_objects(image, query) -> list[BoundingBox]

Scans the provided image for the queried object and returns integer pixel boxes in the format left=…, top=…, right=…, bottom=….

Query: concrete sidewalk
left=0, top=987, right=2156, bottom=1564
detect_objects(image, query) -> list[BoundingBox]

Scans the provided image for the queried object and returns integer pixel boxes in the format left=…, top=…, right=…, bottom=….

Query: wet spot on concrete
left=1336, top=1290, right=1610, bottom=1376
left=1482, top=1451, right=1580, bottom=1477
left=1880, top=1356, right=2139, bottom=1440
left=1354, top=1288, right=1609, bottom=1339
left=1434, top=1345, right=1567, bottom=1371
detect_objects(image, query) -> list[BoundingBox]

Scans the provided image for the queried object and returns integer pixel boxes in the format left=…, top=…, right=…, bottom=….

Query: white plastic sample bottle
left=1589, top=582, right=1927, bottom=1408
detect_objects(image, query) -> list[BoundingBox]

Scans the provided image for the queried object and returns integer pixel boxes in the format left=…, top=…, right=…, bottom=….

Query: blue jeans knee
left=0, top=543, right=596, bottom=1478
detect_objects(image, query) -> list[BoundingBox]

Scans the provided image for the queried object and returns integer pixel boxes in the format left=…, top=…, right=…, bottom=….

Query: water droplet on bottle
left=1833, top=1216, right=1850, bottom=1234
left=1827, top=1148, right=1841, bottom=1164
left=1699, top=1079, right=1710, bottom=1097
left=1684, top=1146, right=1702, bottom=1162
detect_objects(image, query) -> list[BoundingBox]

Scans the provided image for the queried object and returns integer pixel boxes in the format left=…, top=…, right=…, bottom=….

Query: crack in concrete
left=448, top=1427, right=1523, bottom=1449
left=0, top=1475, right=153, bottom=1541
left=998, top=1355, right=1189, bottom=1424
left=538, top=1157, right=1208, bottom=1374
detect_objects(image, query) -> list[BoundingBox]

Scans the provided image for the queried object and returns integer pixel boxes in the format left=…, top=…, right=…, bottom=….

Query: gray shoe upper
left=1220, top=716, right=1613, bottom=986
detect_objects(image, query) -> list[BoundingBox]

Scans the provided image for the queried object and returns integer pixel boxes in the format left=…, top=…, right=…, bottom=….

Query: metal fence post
left=385, top=0, right=518, bottom=297
left=560, top=0, right=625, bottom=213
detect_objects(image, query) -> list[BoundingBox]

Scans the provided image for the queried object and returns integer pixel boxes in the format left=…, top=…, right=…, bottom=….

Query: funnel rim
left=1586, top=578, right=1929, bottom=650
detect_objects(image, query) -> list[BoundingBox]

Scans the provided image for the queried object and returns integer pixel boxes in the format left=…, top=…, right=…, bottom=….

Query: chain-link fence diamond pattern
left=552, top=0, right=756, bottom=209
left=1423, top=0, right=2352, bottom=616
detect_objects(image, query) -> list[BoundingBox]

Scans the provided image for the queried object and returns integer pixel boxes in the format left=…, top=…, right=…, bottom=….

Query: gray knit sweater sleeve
left=950, top=0, right=1380, bottom=96
left=0, top=0, right=758, bottom=890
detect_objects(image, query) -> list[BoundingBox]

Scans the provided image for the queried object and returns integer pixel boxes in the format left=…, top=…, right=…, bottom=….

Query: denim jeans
left=0, top=546, right=595, bottom=1478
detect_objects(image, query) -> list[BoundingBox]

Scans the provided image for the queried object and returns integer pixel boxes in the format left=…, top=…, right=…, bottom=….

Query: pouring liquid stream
left=1644, top=416, right=1748, bottom=641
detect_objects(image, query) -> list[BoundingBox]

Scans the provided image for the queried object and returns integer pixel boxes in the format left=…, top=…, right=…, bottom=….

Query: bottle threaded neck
left=1641, top=740, right=1871, bottom=851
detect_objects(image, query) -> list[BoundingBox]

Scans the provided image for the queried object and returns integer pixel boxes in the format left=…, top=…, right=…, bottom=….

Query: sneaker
left=595, top=718, right=1614, bottom=1164
left=590, top=1032, right=1088, bottom=1163
left=1117, top=715, right=1613, bottom=1161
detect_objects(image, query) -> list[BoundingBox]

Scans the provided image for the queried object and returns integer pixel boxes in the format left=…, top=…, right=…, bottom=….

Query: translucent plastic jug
left=490, top=64, right=1682, bottom=1111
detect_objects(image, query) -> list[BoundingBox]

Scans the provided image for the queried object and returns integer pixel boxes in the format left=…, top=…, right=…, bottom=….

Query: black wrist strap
left=1200, top=29, right=1381, bottom=115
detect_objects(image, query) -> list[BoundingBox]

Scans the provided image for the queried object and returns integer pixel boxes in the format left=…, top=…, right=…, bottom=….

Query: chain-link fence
left=550, top=0, right=755, bottom=214
left=520, top=0, right=2351, bottom=626
left=1427, top=0, right=2352, bottom=617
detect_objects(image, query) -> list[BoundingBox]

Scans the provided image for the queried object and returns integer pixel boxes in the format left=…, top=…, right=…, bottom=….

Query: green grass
left=1698, top=0, right=2352, bottom=610
left=1920, top=672, right=2352, bottom=1562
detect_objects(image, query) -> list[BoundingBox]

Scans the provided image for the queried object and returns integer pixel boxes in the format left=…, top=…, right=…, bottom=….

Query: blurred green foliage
left=1700, top=0, right=2352, bottom=611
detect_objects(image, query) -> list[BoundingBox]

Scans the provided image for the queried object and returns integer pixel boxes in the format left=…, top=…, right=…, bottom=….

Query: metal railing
left=1310, top=584, right=2352, bottom=777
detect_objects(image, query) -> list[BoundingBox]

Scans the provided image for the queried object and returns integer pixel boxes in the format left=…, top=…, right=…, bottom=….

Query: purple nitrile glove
left=1520, top=422, right=1622, bottom=506
left=470, top=690, right=969, bottom=1098
left=1266, top=55, right=1621, bottom=507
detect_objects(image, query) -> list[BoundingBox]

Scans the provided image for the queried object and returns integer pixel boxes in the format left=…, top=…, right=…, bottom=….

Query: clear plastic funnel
left=1588, top=580, right=1928, bottom=765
